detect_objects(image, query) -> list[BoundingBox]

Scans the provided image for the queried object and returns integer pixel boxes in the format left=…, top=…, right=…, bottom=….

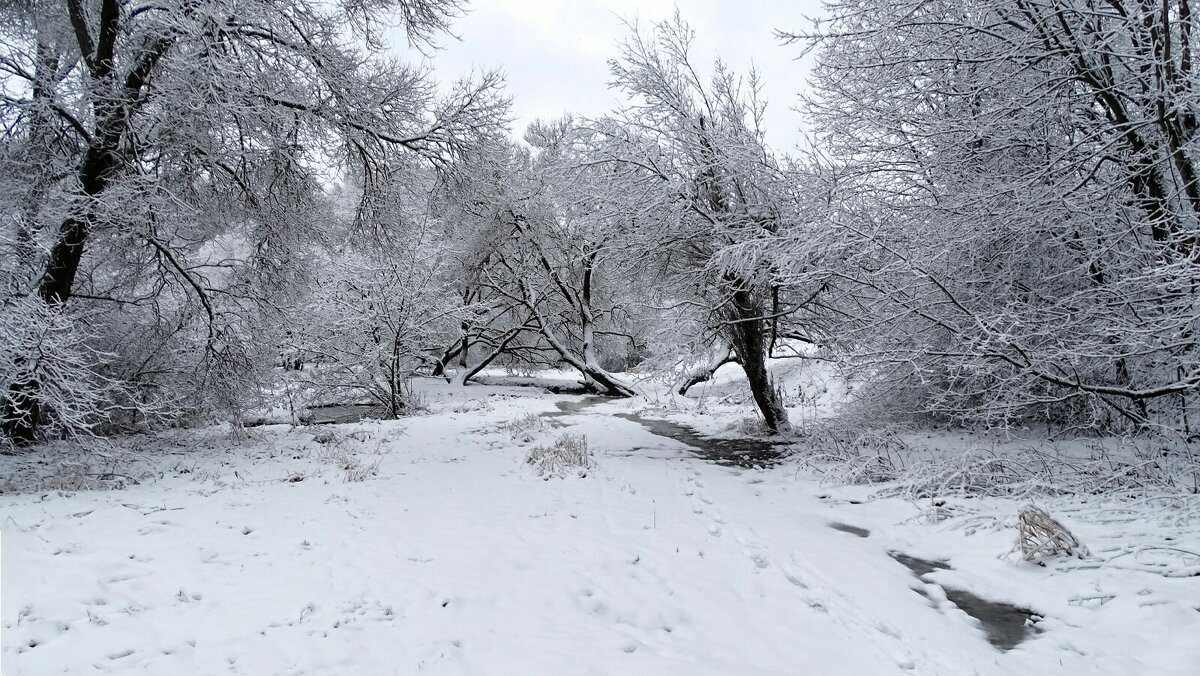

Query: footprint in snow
left=877, top=622, right=902, bottom=639
left=707, top=523, right=722, bottom=536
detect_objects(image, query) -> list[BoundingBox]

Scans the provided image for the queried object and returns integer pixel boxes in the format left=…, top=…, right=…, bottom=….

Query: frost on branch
left=1017, top=505, right=1089, bottom=563
left=0, top=296, right=152, bottom=444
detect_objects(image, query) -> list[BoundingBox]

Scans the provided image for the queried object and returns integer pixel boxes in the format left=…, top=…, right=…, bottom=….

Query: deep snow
left=2, top=375, right=1199, bottom=674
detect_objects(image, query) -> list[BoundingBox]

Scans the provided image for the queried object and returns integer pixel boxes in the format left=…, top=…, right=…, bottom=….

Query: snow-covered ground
left=2, top=374, right=1199, bottom=674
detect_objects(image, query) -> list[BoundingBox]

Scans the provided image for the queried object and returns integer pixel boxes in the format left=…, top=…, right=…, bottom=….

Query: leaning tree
left=593, top=15, right=822, bottom=432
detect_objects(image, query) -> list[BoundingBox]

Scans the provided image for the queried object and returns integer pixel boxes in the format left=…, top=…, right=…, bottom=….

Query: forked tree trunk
left=530, top=309, right=635, bottom=397
left=2, top=14, right=172, bottom=444
left=430, top=337, right=465, bottom=377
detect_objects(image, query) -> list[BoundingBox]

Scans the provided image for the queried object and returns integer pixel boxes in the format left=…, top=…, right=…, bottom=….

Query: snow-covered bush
left=727, top=416, right=773, bottom=438
left=791, top=419, right=914, bottom=485
left=525, top=433, right=591, bottom=478
left=448, top=398, right=490, bottom=414
left=793, top=415, right=1192, bottom=498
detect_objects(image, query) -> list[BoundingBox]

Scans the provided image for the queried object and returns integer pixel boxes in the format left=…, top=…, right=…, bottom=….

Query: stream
left=887, top=551, right=1042, bottom=651
left=541, top=396, right=785, bottom=468
left=545, top=395, right=1042, bottom=652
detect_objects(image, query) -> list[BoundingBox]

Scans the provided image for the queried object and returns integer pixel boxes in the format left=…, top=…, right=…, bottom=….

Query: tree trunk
left=1, top=379, right=41, bottom=446
left=2, top=17, right=172, bottom=444
left=431, top=338, right=465, bottom=378
left=2, top=144, right=116, bottom=445
left=573, top=248, right=635, bottom=397
left=530, top=309, right=635, bottom=397
left=723, top=287, right=791, bottom=433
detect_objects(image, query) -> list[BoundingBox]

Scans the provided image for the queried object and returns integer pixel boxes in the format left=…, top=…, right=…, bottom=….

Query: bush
left=727, top=416, right=773, bottom=437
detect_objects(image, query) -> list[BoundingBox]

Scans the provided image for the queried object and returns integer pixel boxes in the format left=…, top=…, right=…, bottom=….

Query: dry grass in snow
left=525, top=432, right=591, bottom=478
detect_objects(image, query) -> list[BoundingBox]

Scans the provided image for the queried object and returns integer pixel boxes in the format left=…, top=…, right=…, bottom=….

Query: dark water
left=539, top=396, right=612, bottom=426
left=888, top=551, right=1040, bottom=651
left=828, top=522, right=870, bottom=538
left=300, top=404, right=388, bottom=425
left=536, top=397, right=784, bottom=468
left=613, top=412, right=784, bottom=468
left=470, top=375, right=592, bottom=394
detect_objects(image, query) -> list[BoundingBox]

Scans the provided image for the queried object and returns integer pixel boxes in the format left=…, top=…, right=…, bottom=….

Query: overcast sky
left=398, top=0, right=826, bottom=150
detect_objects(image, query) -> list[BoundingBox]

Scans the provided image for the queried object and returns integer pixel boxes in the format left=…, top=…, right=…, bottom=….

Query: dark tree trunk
left=1, top=379, right=41, bottom=446
left=2, top=11, right=172, bottom=444
left=431, top=339, right=465, bottom=378
left=722, top=287, right=791, bottom=433
left=579, top=367, right=636, bottom=398
left=2, top=145, right=116, bottom=445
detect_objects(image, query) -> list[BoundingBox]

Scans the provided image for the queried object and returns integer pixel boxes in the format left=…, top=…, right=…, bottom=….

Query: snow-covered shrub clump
left=1017, top=505, right=1089, bottom=563
left=500, top=413, right=546, bottom=443
left=525, top=433, right=591, bottom=478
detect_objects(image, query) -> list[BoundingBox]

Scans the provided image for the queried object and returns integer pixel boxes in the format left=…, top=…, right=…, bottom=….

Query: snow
left=3, top=376, right=1199, bottom=674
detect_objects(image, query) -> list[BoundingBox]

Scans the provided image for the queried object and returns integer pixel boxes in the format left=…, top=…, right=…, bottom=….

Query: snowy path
left=3, top=385, right=1198, bottom=674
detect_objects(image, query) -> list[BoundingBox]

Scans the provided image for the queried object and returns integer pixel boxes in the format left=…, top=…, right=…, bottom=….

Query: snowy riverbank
left=3, top=378, right=1198, bottom=674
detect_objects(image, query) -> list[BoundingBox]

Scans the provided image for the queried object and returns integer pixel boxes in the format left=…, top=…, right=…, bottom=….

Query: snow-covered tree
left=446, top=130, right=641, bottom=396
left=771, top=0, right=1200, bottom=432
left=590, top=15, right=826, bottom=431
left=0, top=0, right=506, bottom=443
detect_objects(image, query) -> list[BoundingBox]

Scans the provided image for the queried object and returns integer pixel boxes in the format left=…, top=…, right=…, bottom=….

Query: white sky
left=396, top=0, right=826, bottom=150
